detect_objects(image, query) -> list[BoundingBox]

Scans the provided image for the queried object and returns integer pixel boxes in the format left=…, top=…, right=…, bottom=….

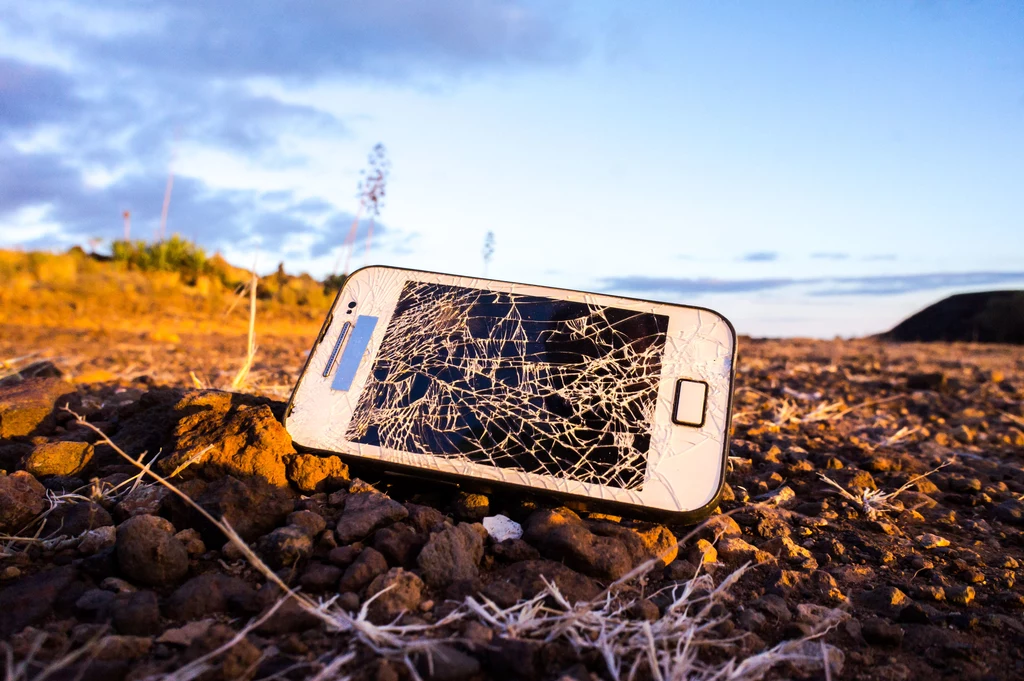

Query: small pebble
left=916, top=533, right=950, bottom=549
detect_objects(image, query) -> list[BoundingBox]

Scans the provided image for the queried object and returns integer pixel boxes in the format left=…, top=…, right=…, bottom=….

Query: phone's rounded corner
left=644, top=459, right=727, bottom=526
left=700, top=306, right=739, bottom=351
left=679, top=473, right=727, bottom=526
left=720, top=314, right=739, bottom=351
left=344, top=264, right=392, bottom=287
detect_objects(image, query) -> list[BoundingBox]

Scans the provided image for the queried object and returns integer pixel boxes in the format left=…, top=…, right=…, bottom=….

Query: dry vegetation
left=0, top=246, right=331, bottom=341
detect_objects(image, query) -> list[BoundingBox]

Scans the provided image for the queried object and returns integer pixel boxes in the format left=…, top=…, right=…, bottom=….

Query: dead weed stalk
left=2, top=627, right=108, bottom=681
left=0, top=448, right=164, bottom=557
left=230, top=268, right=259, bottom=391
left=818, top=460, right=951, bottom=520
left=466, top=567, right=842, bottom=681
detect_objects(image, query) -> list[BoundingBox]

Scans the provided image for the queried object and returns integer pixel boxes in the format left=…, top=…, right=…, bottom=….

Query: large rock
left=287, top=510, right=327, bottom=538
left=93, top=635, right=153, bottom=661
left=111, top=387, right=186, bottom=457
left=116, top=514, right=189, bottom=586
left=165, top=572, right=256, bottom=621
left=494, top=560, right=600, bottom=604
left=340, top=547, right=388, bottom=593
left=42, top=500, right=113, bottom=537
left=287, top=453, right=349, bottom=493
left=373, top=523, right=426, bottom=567
left=588, top=520, right=676, bottom=568
left=856, top=586, right=910, bottom=619
left=417, top=523, right=486, bottom=588
left=300, top=563, right=343, bottom=592
left=0, top=470, right=47, bottom=533
left=115, top=485, right=171, bottom=520
left=112, top=590, right=162, bottom=635
left=994, top=500, right=1024, bottom=527
left=716, top=537, right=777, bottom=568
left=629, top=524, right=679, bottom=566
left=336, top=492, right=408, bottom=543
left=189, top=475, right=295, bottom=545
left=0, top=377, right=74, bottom=438
left=158, top=390, right=294, bottom=486
left=24, top=441, right=94, bottom=477
left=524, top=508, right=638, bottom=580
left=405, top=503, right=445, bottom=534
left=365, top=568, right=424, bottom=624
left=0, top=565, right=78, bottom=637
left=0, top=360, right=62, bottom=384
left=258, top=526, right=313, bottom=568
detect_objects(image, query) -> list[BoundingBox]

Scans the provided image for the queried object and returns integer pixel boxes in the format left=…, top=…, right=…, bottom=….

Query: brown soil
left=1, top=313, right=1023, bottom=681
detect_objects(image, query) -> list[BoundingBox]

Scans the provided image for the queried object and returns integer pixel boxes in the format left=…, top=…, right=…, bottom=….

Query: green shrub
left=111, top=235, right=210, bottom=280
left=323, top=273, right=346, bottom=295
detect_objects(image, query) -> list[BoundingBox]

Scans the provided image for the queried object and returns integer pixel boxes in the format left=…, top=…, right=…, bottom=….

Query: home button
left=672, top=379, right=707, bottom=427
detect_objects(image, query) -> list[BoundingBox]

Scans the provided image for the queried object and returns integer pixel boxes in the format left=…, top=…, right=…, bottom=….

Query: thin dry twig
left=1001, top=410, right=1024, bottom=429
left=467, top=569, right=842, bottom=681
left=815, top=394, right=907, bottom=422
left=0, top=353, right=40, bottom=382
left=882, top=425, right=921, bottom=447
left=230, top=267, right=258, bottom=391
left=148, top=597, right=289, bottom=681
left=3, top=626, right=108, bottom=681
left=818, top=460, right=952, bottom=520
left=0, top=451, right=162, bottom=556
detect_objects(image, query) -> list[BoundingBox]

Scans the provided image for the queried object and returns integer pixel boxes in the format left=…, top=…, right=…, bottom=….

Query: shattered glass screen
left=346, top=281, right=669, bottom=490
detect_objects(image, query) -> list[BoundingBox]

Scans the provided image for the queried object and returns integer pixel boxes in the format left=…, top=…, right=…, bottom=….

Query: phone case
left=285, top=266, right=737, bottom=522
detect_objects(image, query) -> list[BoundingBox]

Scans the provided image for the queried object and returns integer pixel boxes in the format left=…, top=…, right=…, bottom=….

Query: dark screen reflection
left=347, top=281, right=668, bottom=490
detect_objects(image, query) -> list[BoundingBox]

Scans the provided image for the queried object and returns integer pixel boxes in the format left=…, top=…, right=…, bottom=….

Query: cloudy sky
left=1, top=1, right=1022, bottom=337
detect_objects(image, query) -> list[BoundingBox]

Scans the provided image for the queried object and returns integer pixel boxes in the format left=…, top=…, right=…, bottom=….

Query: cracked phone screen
left=346, top=281, right=669, bottom=490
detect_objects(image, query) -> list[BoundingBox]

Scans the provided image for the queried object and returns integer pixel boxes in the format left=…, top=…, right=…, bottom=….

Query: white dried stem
left=818, top=460, right=951, bottom=520
left=230, top=269, right=259, bottom=391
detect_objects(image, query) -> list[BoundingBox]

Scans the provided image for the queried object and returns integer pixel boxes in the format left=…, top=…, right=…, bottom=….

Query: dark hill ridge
left=883, top=290, right=1024, bottom=345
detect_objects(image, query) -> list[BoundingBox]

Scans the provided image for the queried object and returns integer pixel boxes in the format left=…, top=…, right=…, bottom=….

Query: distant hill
left=883, top=290, right=1024, bottom=345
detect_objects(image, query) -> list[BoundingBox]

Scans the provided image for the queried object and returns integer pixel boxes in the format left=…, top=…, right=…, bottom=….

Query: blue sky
left=1, top=1, right=1022, bottom=337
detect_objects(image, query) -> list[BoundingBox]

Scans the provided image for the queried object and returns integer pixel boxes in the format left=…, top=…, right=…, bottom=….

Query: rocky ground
left=1, top=324, right=1023, bottom=681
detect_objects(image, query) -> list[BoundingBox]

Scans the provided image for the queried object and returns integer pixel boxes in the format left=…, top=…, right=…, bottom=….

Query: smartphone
left=285, top=266, right=736, bottom=522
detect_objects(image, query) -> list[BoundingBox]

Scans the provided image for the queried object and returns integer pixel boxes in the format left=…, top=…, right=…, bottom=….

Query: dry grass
left=0, top=247, right=327, bottom=339
left=817, top=460, right=952, bottom=520
left=0, top=446, right=164, bottom=558
left=3, top=595, right=293, bottom=681
left=149, top=598, right=289, bottom=681
left=0, top=354, right=40, bottom=383
left=2, top=626, right=108, bottom=681
left=734, top=386, right=910, bottom=432
left=230, top=268, right=259, bottom=391
left=467, top=570, right=843, bottom=681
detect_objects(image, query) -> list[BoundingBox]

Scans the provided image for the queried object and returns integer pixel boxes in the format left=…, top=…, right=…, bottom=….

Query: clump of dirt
left=1, top=321, right=1024, bottom=680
